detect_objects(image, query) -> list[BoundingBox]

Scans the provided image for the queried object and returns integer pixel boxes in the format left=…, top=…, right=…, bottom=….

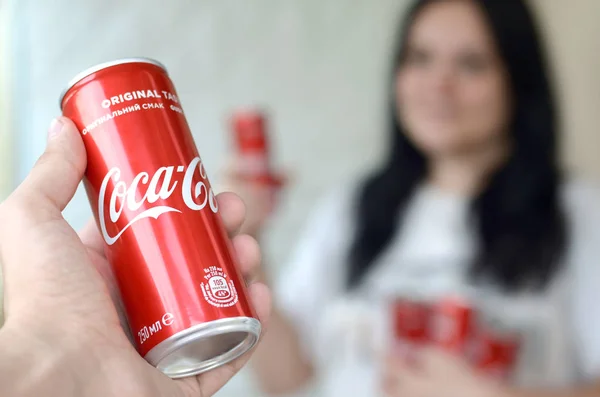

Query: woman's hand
left=381, top=347, right=507, bottom=397
left=217, top=157, right=288, bottom=238
left=0, top=117, right=271, bottom=397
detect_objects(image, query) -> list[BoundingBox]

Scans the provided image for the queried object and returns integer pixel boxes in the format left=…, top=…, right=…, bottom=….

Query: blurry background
left=1, top=1, right=599, bottom=396
left=0, top=0, right=12, bottom=202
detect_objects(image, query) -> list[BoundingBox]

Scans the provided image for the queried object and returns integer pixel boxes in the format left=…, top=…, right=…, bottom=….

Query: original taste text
left=101, top=89, right=179, bottom=108
left=81, top=89, right=183, bottom=135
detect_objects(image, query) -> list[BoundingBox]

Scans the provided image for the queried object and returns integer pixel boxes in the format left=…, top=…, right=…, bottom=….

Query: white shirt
left=274, top=178, right=600, bottom=397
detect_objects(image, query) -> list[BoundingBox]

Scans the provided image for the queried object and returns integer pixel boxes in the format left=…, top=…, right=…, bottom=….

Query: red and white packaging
left=231, top=110, right=270, bottom=179
left=60, top=58, right=261, bottom=379
left=390, top=290, right=432, bottom=363
left=230, top=109, right=284, bottom=212
left=432, top=294, right=474, bottom=355
left=470, top=316, right=521, bottom=381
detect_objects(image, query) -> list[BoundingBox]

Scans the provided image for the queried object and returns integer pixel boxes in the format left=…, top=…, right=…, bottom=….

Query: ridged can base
left=144, top=317, right=261, bottom=379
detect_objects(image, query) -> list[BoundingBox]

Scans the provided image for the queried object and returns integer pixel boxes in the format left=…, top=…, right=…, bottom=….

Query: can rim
left=58, top=57, right=168, bottom=110
left=145, top=316, right=261, bottom=379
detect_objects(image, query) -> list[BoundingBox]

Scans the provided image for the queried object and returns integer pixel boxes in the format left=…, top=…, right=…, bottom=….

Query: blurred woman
left=226, top=0, right=600, bottom=396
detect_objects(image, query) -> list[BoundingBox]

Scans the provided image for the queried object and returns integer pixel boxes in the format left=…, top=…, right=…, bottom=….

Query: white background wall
left=5, top=1, right=600, bottom=396
left=530, top=0, right=600, bottom=179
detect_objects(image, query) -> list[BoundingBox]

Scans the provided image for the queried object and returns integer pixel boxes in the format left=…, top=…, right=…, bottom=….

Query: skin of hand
left=381, top=347, right=507, bottom=397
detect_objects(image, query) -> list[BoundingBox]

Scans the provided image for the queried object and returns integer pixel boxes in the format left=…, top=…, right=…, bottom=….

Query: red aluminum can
left=230, top=109, right=285, bottom=187
left=432, top=295, right=474, bottom=354
left=392, top=299, right=430, bottom=343
left=231, top=110, right=270, bottom=179
left=230, top=109, right=283, bottom=211
left=391, top=295, right=431, bottom=362
left=59, top=58, right=261, bottom=378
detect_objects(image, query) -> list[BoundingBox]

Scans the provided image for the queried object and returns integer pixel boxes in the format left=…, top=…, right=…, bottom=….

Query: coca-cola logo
left=98, top=156, right=218, bottom=245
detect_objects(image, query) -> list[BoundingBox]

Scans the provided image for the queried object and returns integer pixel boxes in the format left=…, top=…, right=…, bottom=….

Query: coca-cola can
left=59, top=58, right=261, bottom=378
left=231, top=110, right=270, bottom=179
left=390, top=293, right=431, bottom=362
left=432, top=295, right=474, bottom=354
left=230, top=109, right=283, bottom=210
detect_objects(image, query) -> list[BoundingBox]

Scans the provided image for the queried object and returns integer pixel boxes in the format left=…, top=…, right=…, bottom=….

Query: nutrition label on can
left=200, top=266, right=239, bottom=308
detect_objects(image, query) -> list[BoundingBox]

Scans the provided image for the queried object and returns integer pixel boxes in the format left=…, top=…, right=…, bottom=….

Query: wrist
left=489, top=385, right=547, bottom=397
left=0, top=323, right=85, bottom=397
left=491, top=385, right=515, bottom=397
left=470, top=378, right=517, bottom=397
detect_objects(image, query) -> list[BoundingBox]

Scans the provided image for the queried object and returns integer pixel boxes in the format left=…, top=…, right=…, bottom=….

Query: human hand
left=0, top=117, right=271, bottom=397
left=381, top=347, right=507, bottom=397
left=218, top=157, right=288, bottom=238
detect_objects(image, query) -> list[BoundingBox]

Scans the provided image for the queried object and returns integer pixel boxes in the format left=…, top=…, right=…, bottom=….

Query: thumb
left=11, top=117, right=86, bottom=216
left=0, top=117, right=89, bottom=317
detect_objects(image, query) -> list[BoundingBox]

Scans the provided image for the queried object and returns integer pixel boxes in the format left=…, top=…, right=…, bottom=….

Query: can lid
left=58, top=57, right=168, bottom=110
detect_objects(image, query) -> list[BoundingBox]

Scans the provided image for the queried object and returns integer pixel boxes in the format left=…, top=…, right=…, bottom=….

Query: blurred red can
left=391, top=295, right=431, bottom=361
left=231, top=110, right=270, bottom=179
left=230, top=109, right=284, bottom=211
left=432, top=295, right=473, bottom=354
left=60, top=58, right=261, bottom=378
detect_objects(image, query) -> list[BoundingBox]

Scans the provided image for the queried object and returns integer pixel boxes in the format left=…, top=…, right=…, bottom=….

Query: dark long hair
left=347, top=0, right=567, bottom=291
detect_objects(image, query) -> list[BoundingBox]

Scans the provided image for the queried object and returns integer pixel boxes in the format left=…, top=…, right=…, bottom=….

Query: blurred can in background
left=431, top=294, right=474, bottom=355
left=231, top=110, right=271, bottom=179
left=60, top=57, right=261, bottom=379
left=390, top=287, right=432, bottom=363
left=386, top=276, right=521, bottom=382
left=230, top=109, right=284, bottom=213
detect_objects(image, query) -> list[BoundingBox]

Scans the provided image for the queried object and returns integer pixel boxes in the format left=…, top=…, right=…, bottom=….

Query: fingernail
left=48, top=118, right=64, bottom=140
